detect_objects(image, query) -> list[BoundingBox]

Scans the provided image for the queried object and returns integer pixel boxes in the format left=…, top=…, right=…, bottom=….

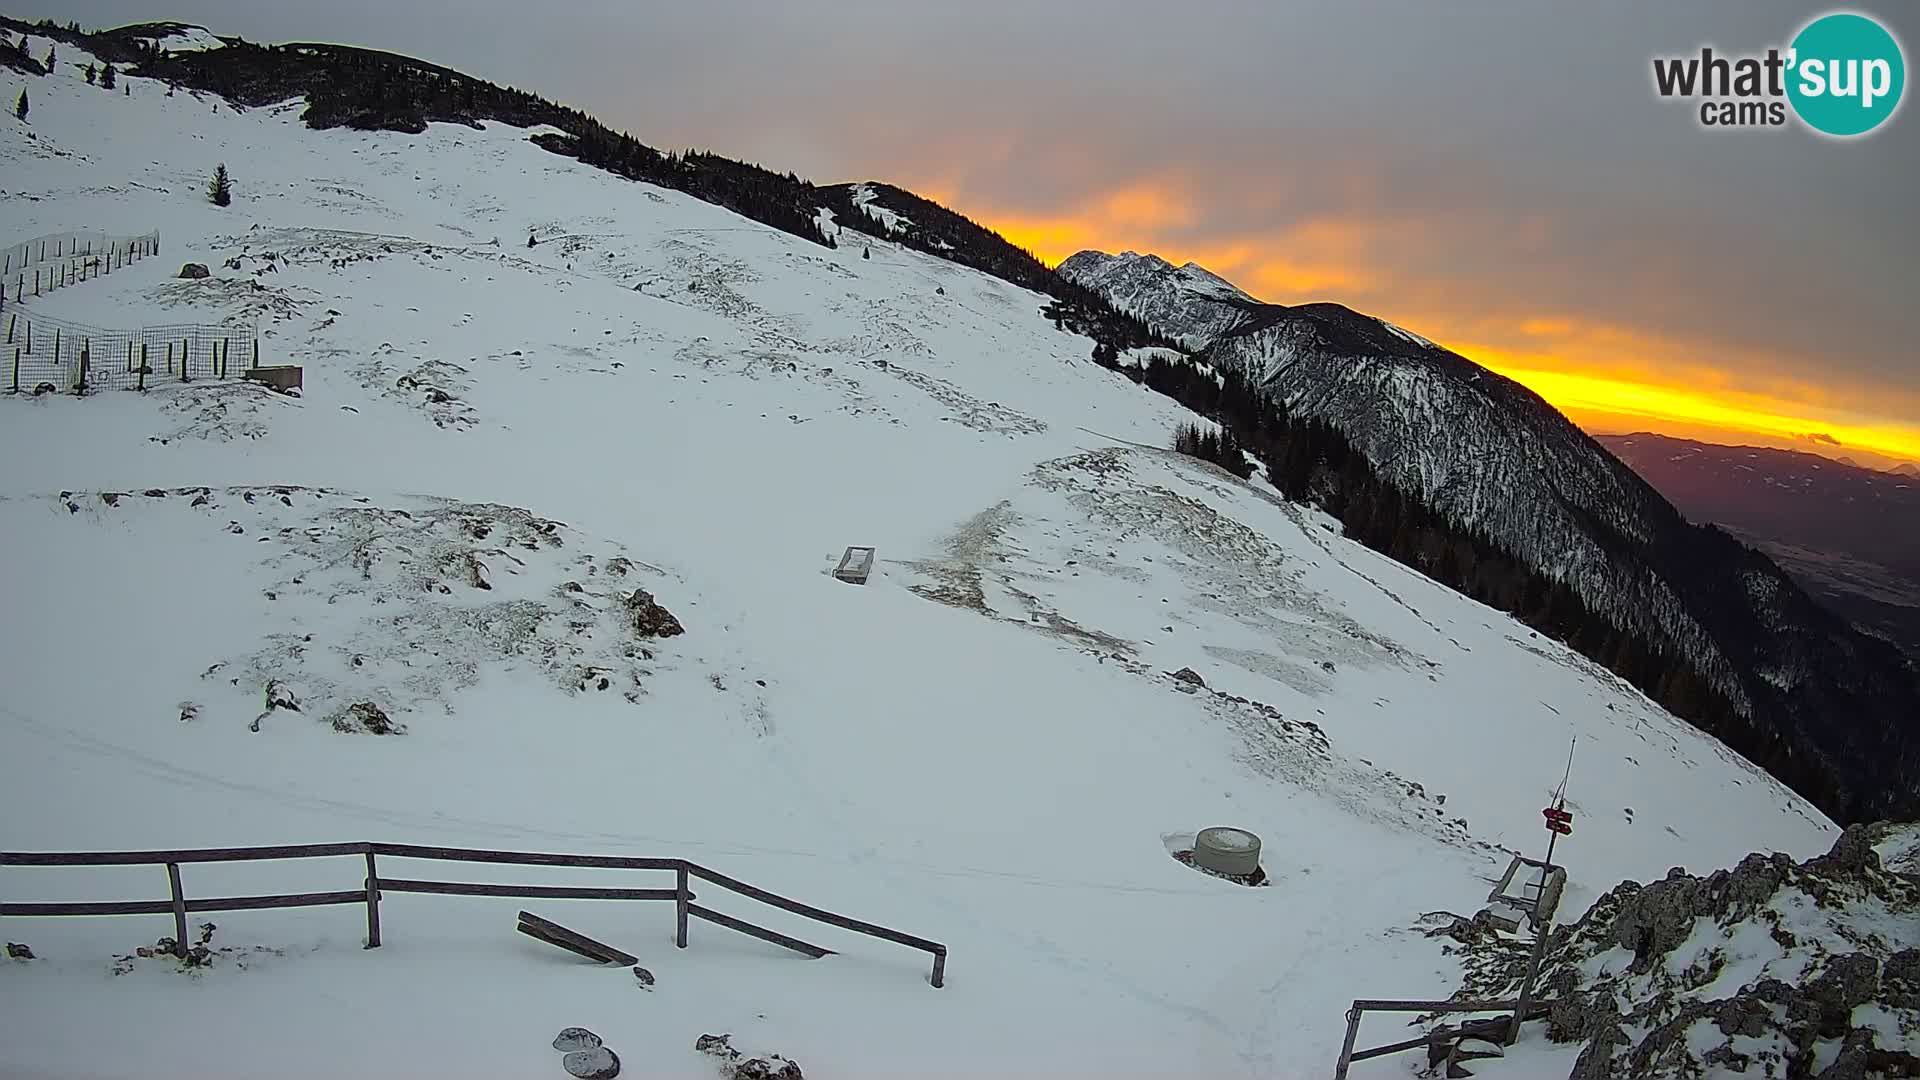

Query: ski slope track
left=0, top=27, right=1842, bottom=1080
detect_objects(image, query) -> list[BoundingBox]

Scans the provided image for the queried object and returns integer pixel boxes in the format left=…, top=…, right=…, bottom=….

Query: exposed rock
left=695, top=1034, right=740, bottom=1060
left=732, top=1056, right=804, bottom=1080
left=1807, top=953, right=1881, bottom=1033
left=630, top=965, right=654, bottom=989
left=1443, top=820, right=1920, bottom=1080
left=5, top=942, right=34, bottom=960
left=552, top=1028, right=602, bottom=1053
left=562, top=1047, right=620, bottom=1079
left=1883, top=948, right=1920, bottom=1009
left=335, top=701, right=396, bottom=735
left=1170, top=666, right=1206, bottom=687
left=264, top=679, right=300, bottom=712
left=623, top=589, right=684, bottom=638
left=178, top=262, right=210, bottom=279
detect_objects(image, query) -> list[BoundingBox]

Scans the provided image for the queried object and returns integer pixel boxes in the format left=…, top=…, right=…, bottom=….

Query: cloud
left=1796, top=432, right=1843, bottom=447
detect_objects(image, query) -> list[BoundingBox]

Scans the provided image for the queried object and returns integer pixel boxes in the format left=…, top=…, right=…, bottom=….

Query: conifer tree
left=208, top=162, right=232, bottom=206
left=44, top=45, right=55, bottom=73
left=100, top=62, right=116, bottom=90
left=85, top=62, right=96, bottom=84
left=14, top=87, right=26, bottom=121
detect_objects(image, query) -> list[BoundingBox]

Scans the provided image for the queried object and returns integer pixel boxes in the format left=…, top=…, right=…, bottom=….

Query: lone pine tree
left=208, top=163, right=232, bottom=206
left=100, top=62, right=115, bottom=90
left=14, top=87, right=26, bottom=121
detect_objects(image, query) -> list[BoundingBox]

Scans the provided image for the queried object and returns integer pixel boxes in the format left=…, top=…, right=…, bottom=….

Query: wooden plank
left=187, top=890, right=367, bottom=913
left=688, top=865, right=942, bottom=955
left=1, top=899, right=177, bottom=916
left=675, top=864, right=690, bottom=949
left=166, top=863, right=189, bottom=958
left=1350, top=999, right=1523, bottom=1014
left=364, top=852, right=381, bottom=948
left=379, top=878, right=680, bottom=902
left=1349, top=1033, right=1436, bottom=1063
left=1, top=842, right=370, bottom=866
left=373, top=843, right=681, bottom=871
left=686, top=902, right=833, bottom=959
left=515, top=911, right=637, bottom=966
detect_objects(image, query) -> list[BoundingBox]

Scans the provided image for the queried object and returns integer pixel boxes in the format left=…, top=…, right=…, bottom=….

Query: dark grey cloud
left=15, top=0, right=1919, bottom=423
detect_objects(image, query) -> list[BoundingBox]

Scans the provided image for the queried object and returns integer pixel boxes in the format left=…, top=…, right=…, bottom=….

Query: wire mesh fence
left=2, top=308, right=259, bottom=394
left=1, top=231, right=164, bottom=307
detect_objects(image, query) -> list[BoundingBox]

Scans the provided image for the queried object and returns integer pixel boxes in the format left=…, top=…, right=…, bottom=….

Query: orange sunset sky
left=934, top=180, right=1920, bottom=471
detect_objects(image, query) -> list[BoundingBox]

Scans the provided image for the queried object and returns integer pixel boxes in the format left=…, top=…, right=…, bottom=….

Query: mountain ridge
left=1061, top=249, right=1920, bottom=824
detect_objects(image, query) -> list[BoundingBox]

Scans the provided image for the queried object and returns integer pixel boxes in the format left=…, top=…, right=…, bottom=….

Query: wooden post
left=166, top=863, right=190, bottom=958
left=252, top=338, right=259, bottom=370
left=166, top=342, right=174, bottom=375
left=51, top=327, right=59, bottom=364
left=675, top=864, right=690, bottom=948
left=10, top=348, right=18, bottom=394
left=5, top=313, right=12, bottom=343
left=364, top=851, right=382, bottom=948
left=127, top=341, right=134, bottom=373
left=220, top=338, right=229, bottom=378
left=1332, top=1004, right=1364, bottom=1080
left=138, top=344, right=147, bottom=391
left=181, top=339, right=189, bottom=382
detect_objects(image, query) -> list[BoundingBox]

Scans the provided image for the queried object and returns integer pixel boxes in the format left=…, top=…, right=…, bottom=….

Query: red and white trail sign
left=1542, top=805, right=1573, bottom=836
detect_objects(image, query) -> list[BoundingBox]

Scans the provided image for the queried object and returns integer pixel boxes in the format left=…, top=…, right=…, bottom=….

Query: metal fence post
left=364, top=850, right=382, bottom=948
left=931, top=947, right=946, bottom=988
left=165, top=863, right=190, bottom=958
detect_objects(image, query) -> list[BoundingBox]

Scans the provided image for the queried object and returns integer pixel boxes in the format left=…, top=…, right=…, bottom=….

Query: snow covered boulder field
left=0, top=24, right=1869, bottom=1080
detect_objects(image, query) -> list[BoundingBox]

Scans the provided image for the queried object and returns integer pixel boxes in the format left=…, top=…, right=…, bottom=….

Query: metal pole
left=930, top=948, right=947, bottom=989
left=1506, top=919, right=1553, bottom=1046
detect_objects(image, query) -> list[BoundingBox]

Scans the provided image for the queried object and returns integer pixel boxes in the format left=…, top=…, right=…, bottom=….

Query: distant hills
left=1599, top=433, right=1920, bottom=657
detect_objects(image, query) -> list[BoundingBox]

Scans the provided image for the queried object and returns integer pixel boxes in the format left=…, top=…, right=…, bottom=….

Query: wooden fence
left=0, top=841, right=947, bottom=987
left=3, top=309, right=259, bottom=394
left=1, top=230, right=162, bottom=304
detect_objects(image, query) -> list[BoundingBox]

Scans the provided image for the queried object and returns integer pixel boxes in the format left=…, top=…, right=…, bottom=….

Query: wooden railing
left=0, top=841, right=946, bottom=987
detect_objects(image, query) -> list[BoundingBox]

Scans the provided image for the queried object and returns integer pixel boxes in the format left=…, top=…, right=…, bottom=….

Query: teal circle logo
left=1787, top=12, right=1905, bottom=137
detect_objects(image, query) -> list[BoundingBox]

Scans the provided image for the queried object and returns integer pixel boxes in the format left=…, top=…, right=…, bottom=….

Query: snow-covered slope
left=1059, top=249, right=1920, bottom=826
left=0, top=30, right=1839, bottom=1080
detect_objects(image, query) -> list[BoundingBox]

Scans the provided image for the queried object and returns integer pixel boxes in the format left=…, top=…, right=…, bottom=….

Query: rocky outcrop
left=1451, top=824, right=1920, bottom=1079
left=623, top=589, right=684, bottom=638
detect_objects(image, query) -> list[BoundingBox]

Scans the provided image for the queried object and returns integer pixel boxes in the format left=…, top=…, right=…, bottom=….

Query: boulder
left=624, top=589, right=684, bottom=638
left=1171, top=667, right=1206, bottom=688
left=562, top=1047, right=619, bottom=1079
left=178, top=263, right=210, bottom=279
left=552, top=1028, right=602, bottom=1053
